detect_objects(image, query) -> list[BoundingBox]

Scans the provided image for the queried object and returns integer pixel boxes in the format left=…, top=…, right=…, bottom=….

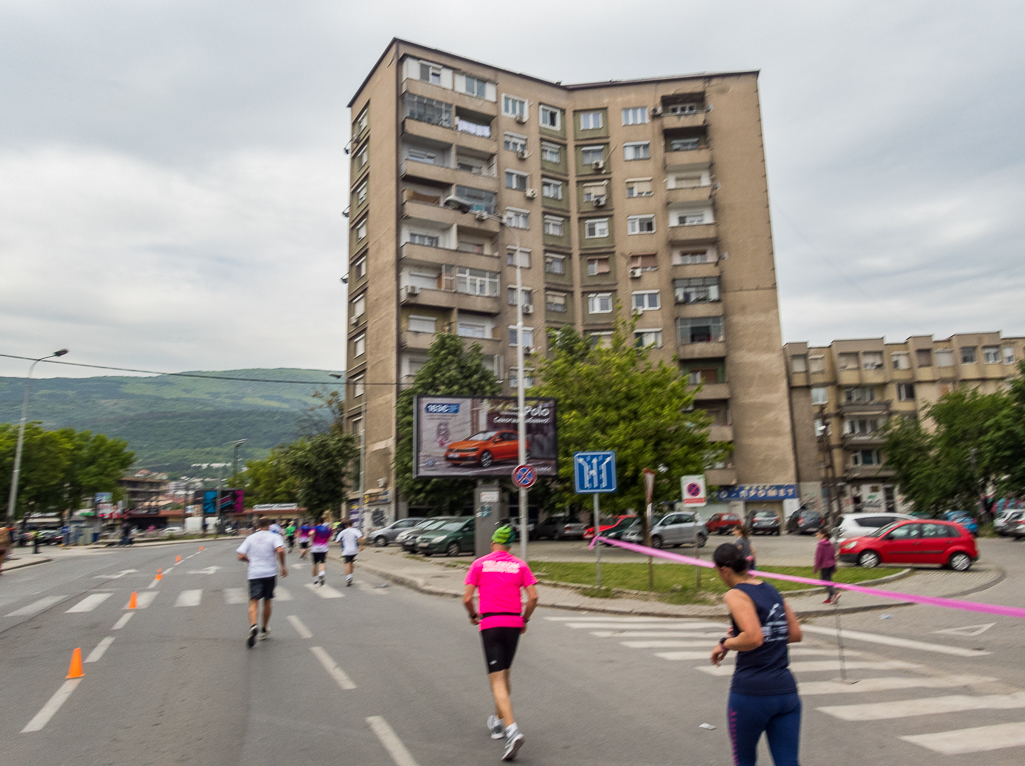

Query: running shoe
left=502, top=731, right=524, bottom=761
left=246, top=624, right=258, bottom=649
left=487, top=715, right=505, bottom=740
left=259, top=628, right=270, bottom=640
left=346, top=578, right=352, bottom=587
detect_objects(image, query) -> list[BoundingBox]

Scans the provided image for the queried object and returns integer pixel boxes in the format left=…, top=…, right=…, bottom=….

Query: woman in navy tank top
left=709, top=544, right=804, bottom=766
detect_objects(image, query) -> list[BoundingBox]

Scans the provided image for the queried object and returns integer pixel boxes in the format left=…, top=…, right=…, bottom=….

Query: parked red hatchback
left=838, top=520, right=978, bottom=571
left=706, top=512, right=743, bottom=535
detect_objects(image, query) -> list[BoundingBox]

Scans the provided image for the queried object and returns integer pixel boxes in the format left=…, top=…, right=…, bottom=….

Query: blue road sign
left=513, top=464, right=537, bottom=488
left=574, top=451, right=617, bottom=494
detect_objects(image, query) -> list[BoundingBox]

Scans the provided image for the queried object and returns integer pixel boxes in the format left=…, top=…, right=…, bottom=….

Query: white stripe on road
left=657, top=651, right=718, bottom=661
left=696, top=659, right=922, bottom=677
left=304, top=583, right=344, bottom=599
left=545, top=616, right=724, bottom=626
left=65, top=593, right=113, bottom=613
left=820, top=691, right=1025, bottom=721
left=275, top=587, right=292, bottom=601
left=801, top=674, right=998, bottom=696
left=21, top=679, right=82, bottom=733
left=5, top=596, right=65, bottom=617
left=901, top=721, right=1025, bottom=755
left=623, top=640, right=713, bottom=649
left=656, top=646, right=863, bottom=662
left=802, top=625, right=990, bottom=657
left=287, top=615, right=313, bottom=639
left=146, top=578, right=160, bottom=589
left=125, top=591, right=158, bottom=609
left=174, top=589, right=202, bottom=607
left=367, top=716, right=420, bottom=766
left=85, top=636, right=115, bottom=663
left=310, top=646, right=356, bottom=689
left=563, top=621, right=720, bottom=630
left=224, top=588, right=248, bottom=605
left=591, top=630, right=724, bottom=639
left=111, top=613, right=134, bottom=630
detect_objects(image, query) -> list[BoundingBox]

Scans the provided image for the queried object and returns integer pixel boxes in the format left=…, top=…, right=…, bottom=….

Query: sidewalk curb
left=1, top=556, right=54, bottom=572
left=87, top=538, right=237, bottom=550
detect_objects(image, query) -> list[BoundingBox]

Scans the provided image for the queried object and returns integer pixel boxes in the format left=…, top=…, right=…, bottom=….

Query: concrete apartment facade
left=346, top=39, right=797, bottom=522
left=785, top=333, right=1025, bottom=515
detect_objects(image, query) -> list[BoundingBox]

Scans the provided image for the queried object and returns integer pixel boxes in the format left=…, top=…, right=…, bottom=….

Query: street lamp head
left=443, top=196, right=473, bottom=215
left=54, top=349, right=69, bottom=357
left=329, top=373, right=343, bottom=380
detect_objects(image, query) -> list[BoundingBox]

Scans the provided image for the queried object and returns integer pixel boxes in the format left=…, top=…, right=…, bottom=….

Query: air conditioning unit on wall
left=405, top=285, right=421, bottom=297
left=516, top=148, right=529, bottom=160
left=593, top=196, right=606, bottom=207
left=521, top=304, right=534, bottom=314
left=592, top=160, right=606, bottom=172
left=629, top=267, right=643, bottom=278
left=515, top=113, right=528, bottom=124
left=525, top=188, right=537, bottom=199
left=650, top=106, right=663, bottom=117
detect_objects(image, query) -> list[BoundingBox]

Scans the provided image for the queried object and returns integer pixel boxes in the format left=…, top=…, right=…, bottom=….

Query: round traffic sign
left=686, top=482, right=702, bottom=498
left=513, top=464, right=537, bottom=488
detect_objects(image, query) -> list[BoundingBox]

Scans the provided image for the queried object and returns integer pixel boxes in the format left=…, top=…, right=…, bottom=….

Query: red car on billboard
left=443, top=430, right=527, bottom=468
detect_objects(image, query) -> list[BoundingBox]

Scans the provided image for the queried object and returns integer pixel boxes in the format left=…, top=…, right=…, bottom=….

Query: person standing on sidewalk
left=334, top=520, right=364, bottom=587
left=236, top=517, right=287, bottom=648
left=462, top=525, right=538, bottom=762
left=733, top=524, right=756, bottom=571
left=310, top=517, right=332, bottom=586
left=813, top=529, right=838, bottom=604
left=710, top=544, right=803, bottom=766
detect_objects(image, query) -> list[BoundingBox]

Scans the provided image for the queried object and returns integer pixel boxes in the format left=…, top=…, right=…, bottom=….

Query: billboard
left=196, top=489, right=244, bottom=514
left=413, top=395, right=557, bottom=479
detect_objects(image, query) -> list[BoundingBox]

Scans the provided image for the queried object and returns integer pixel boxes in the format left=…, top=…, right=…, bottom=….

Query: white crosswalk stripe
left=304, top=583, right=344, bottom=599
left=126, top=591, right=159, bottom=609
left=697, top=659, right=922, bottom=677
left=223, top=588, right=248, bottom=605
left=275, top=587, right=293, bottom=601
left=5, top=596, right=66, bottom=617
left=65, top=593, right=113, bottom=613
left=800, top=674, right=997, bottom=696
left=901, top=721, right=1025, bottom=755
left=174, top=589, right=202, bottom=607
left=590, top=630, right=723, bottom=639
left=819, top=691, right=1025, bottom=722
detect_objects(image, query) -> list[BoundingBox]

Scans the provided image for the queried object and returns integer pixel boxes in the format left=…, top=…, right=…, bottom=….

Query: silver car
left=995, top=510, right=1025, bottom=536
left=370, top=517, right=426, bottom=547
left=623, top=512, right=708, bottom=549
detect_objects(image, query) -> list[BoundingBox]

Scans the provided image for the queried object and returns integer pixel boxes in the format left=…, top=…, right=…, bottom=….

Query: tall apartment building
left=785, top=333, right=1025, bottom=515
left=346, top=39, right=797, bottom=521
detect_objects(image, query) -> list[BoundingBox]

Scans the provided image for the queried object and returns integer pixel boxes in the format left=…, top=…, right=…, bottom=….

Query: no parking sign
left=681, top=474, right=706, bottom=506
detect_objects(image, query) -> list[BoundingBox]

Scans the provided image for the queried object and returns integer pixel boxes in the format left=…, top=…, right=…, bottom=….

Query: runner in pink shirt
left=463, top=525, right=538, bottom=761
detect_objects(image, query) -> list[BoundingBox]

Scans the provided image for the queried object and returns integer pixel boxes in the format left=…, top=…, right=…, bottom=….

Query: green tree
left=242, top=447, right=297, bottom=506
left=984, top=360, right=1025, bottom=500
left=394, top=333, right=502, bottom=514
left=280, top=432, right=357, bottom=518
left=54, top=429, right=135, bottom=513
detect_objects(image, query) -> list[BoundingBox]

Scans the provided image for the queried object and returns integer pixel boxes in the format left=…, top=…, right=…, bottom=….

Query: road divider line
left=146, top=578, right=160, bottom=589
left=125, top=591, right=158, bottom=609
left=901, top=721, right=1025, bottom=754
left=65, top=593, right=113, bottom=613
left=174, top=589, right=203, bottom=607
left=112, top=613, right=134, bottom=630
left=367, top=716, right=420, bottom=766
left=310, top=646, right=356, bottom=690
left=85, top=636, right=115, bottom=663
left=802, top=625, right=991, bottom=657
left=5, top=596, right=66, bottom=617
left=21, top=679, right=82, bottom=733
left=287, top=615, right=313, bottom=639
left=800, top=674, right=998, bottom=696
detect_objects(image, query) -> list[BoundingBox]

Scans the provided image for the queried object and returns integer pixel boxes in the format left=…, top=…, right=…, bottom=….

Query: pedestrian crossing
left=544, top=613, right=1025, bottom=757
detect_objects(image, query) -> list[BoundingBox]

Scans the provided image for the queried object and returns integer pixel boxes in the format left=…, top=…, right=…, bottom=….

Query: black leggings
left=819, top=566, right=835, bottom=599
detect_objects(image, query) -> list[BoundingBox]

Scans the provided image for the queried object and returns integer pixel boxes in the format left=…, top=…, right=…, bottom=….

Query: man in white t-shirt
left=236, top=517, right=287, bottom=648
left=335, top=520, right=364, bottom=587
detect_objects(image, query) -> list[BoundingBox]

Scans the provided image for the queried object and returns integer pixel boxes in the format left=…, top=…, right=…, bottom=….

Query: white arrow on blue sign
left=574, top=451, right=617, bottom=494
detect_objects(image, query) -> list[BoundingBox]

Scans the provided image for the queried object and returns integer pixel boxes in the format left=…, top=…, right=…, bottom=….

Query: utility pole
left=817, top=406, right=841, bottom=532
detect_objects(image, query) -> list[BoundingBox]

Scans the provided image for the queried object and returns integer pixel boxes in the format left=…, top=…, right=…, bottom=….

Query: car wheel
left=373, top=536, right=388, bottom=548
left=775, top=529, right=782, bottom=536
left=421, top=551, right=431, bottom=557
left=948, top=552, right=972, bottom=571
left=446, top=542, right=460, bottom=557
left=697, top=534, right=707, bottom=548
left=479, top=451, right=494, bottom=468
left=651, top=535, right=663, bottom=549
left=858, top=551, right=880, bottom=569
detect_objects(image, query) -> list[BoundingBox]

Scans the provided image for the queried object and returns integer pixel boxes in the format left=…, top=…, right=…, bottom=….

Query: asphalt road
left=1, top=538, right=1024, bottom=765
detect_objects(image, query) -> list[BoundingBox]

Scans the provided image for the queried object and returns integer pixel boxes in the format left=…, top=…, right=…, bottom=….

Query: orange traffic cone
left=66, top=648, right=85, bottom=679
left=155, top=569, right=163, bottom=581
left=199, top=545, right=204, bottom=551
left=175, top=555, right=181, bottom=563
left=128, top=591, right=138, bottom=609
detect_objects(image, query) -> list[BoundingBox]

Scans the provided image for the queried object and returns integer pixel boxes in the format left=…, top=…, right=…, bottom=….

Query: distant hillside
left=0, top=368, right=341, bottom=474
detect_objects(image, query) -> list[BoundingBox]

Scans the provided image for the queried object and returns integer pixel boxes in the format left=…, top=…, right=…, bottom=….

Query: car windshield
left=437, top=521, right=467, bottom=532
left=608, top=517, right=636, bottom=530
left=868, top=522, right=900, bottom=538
left=466, top=431, right=500, bottom=441
left=754, top=511, right=775, bottom=519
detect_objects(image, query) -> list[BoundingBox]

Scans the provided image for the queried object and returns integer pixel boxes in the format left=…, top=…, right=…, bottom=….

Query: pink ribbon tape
left=591, top=536, right=1025, bottom=620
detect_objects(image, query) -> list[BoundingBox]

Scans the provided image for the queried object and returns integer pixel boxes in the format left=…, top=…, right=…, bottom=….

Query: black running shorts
left=300, top=541, right=310, bottom=549
left=312, top=551, right=327, bottom=564
left=480, top=627, right=520, bottom=674
left=343, top=554, right=357, bottom=564
left=248, top=576, right=276, bottom=601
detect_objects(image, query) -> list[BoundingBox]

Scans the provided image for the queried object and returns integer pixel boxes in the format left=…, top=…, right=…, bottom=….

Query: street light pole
left=331, top=372, right=363, bottom=529
left=6, top=349, right=68, bottom=526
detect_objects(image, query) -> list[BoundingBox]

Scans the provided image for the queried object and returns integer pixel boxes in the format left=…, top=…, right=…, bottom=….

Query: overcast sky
left=2, top=0, right=1022, bottom=381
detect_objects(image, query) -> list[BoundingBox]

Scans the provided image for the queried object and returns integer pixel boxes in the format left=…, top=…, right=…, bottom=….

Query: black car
left=786, top=510, right=823, bottom=535
left=748, top=510, right=781, bottom=536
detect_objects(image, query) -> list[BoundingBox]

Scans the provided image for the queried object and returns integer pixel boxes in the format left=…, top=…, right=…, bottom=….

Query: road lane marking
left=310, top=646, right=356, bottom=689
left=562, top=621, right=721, bottom=630
left=65, top=593, right=113, bottom=613
left=275, top=587, right=293, bottom=601
left=802, top=625, right=990, bottom=657
left=820, top=691, right=1025, bottom=721
left=656, top=651, right=717, bottom=661
left=623, top=640, right=713, bottom=649
left=545, top=615, right=724, bottom=624
left=21, top=679, right=82, bottom=733
left=224, top=588, right=248, bottom=604
left=175, top=589, right=203, bottom=607
left=655, top=646, right=861, bottom=662
left=146, top=578, right=160, bottom=589
left=6, top=596, right=66, bottom=617
left=112, top=613, right=134, bottom=630
left=304, top=583, right=344, bottom=599
left=933, top=622, right=995, bottom=637
left=591, top=630, right=723, bottom=639
left=367, top=716, right=420, bottom=766
left=696, top=659, right=922, bottom=677
left=801, top=674, right=998, bottom=696
left=85, top=636, right=115, bottom=663
left=901, top=721, right=1025, bottom=754
left=125, top=591, right=158, bottom=609
left=287, top=615, right=313, bottom=638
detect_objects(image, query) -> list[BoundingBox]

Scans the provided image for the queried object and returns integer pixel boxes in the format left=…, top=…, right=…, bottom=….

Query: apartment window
left=544, top=253, right=566, bottom=274
left=582, top=183, right=607, bottom=202
left=669, top=137, right=700, bottom=151
left=581, top=146, right=604, bottom=165
left=677, top=317, right=724, bottom=344
left=590, top=332, right=613, bottom=348
left=673, top=172, right=705, bottom=188
left=811, top=386, right=828, bottom=405
left=667, top=102, right=699, bottom=115
left=541, top=142, right=561, bottom=163
left=355, top=181, right=368, bottom=206
left=622, top=107, right=649, bottom=125
left=837, top=353, right=859, bottom=371
left=935, top=349, right=954, bottom=367
left=851, top=450, right=882, bottom=467
left=844, top=387, right=876, bottom=403
left=509, top=368, right=535, bottom=388
left=546, top=292, right=567, bottom=313
left=353, top=333, right=366, bottom=357
left=455, top=267, right=499, bottom=296
left=674, top=276, right=720, bottom=304
left=419, top=62, right=442, bottom=85
left=627, top=215, right=655, bottom=234
left=632, top=291, right=660, bottom=312
left=983, top=346, right=1000, bottom=364
left=791, top=355, right=808, bottom=373
left=626, top=178, right=653, bottom=197
left=688, top=368, right=720, bottom=386
left=587, top=293, right=613, bottom=314
left=352, top=375, right=365, bottom=398
left=635, top=330, right=663, bottom=348
left=674, top=210, right=707, bottom=226
left=408, top=269, right=439, bottom=290
left=629, top=254, right=658, bottom=271
left=455, top=185, right=496, bottom=215
left=960, top=347, right=977, bottom=364
left=406, top=147, right=438, bottom=165
left=541, top=179, right=563, bottom=200
left=505, top=209, right=529, bottom=229
left=579, top=111, right=603, bottom=130
left=463, top=75, right=487, bottom=98
left=408, top=231, right=439, bottom=247
left=355, top=219, right=368, bottom=242
left=503, top=95, right=527, bottom=118
left=891, top=352, right=910, bottom=370
left=1004, top=347, right=1016, bottom=365
left=845, top=418, right=881, bottom=435
left=543, top=216, right=564, bottom=236
left=355, top=146, right=369, bottom=170
left=539, top=105, right=560, bottom=129
left=403, top=93, right=452, bottom=128
left=897, top=383, right=916, bottom=401
left=505, top=170, right=528, bottom=191
left=507, top=286, right=532, bottom=306
left=915, top=349, right=932, bottom=367
left=353, top=256, right=366, bottom=279
left=624, top=142, right=650, bottom=161
left=862, top=352, right=883, bottom=370
left=672, top=250, right=714, bottom=265
left=584, top=218, right=609, bottom=238
left=355, top=109, right=369, bottom=135
left=458, top=320, right=488, bottom=339
left=506, top=247, right=531, bottom=268
left=351, top=294, right=366, bottom=318
left=458, top=241, right=485, bottom=255
left=503, top=133, right=527, bottom=153
left=586, top=257, right=610, bottom=276
left=508, top=326, right=534, bottom=347
left=456, top=156, right=486, bottom=175
left=408, top=315, right=436, bottom=334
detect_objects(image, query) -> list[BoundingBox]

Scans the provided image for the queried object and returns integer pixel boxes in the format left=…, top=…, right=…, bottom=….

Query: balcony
left=670, top=262, right=720, bottom=279
left=669, top=222, right=717, bottom=244
left=708, top=425, right=734, bottom=442
left=837, top=400, right=891, bottom=416
left=692, top=382, right=730, bottom=401
left=401, top=243, right=498, bottom=272
left=841, top=433, right=887, bottom=448
left=845, top=465, right=895, bottom=480
left=678, top=341, right=727, bottom=360
left=401, top=198, right=501, bottom=233
left=402, top=330, right=503, bottom=358
left=661, top=111, right=707, bottom=130
left=666, top=185, right=713, bottom=205
left=665, top=147, right=712, bottom=171
left=402, top=117, right=497, bottom=155
left=706, top=468, right=737, bottom=486
left=402, top=78, right=498, bottom=118
left=400, top=285, right=501, bottom=315
left=401, top=159, right=498, bottom=192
